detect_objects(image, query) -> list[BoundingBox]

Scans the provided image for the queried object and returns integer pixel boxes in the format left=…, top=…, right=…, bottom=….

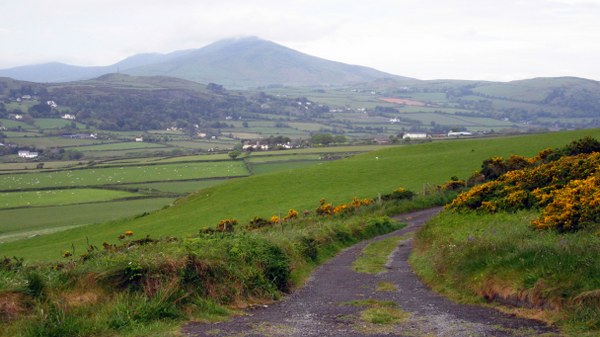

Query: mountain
left=0, top=62, right=110, bottom=83
left=0, top=37, right=405, bottom=87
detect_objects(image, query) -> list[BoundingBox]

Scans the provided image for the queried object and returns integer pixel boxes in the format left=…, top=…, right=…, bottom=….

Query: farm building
left=448, top=131, right=473, bottom=137
left=18, top=150, right=39, bottom=159
left=402, top=133, right=430, bottom=140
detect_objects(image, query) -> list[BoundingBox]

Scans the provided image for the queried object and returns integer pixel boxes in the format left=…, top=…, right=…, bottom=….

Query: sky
left=1, top=0, right=599, bottom=81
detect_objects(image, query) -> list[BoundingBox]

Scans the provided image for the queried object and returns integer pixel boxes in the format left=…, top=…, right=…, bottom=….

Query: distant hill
left=0, top=37, right=405, bottom=87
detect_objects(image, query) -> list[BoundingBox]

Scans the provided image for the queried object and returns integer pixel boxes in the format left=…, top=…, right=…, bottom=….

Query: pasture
left=0, top=188, right=142, bottom=209
left=3, top=128, right=598, bottom=261
left=0, top=161, right=249, bottom=190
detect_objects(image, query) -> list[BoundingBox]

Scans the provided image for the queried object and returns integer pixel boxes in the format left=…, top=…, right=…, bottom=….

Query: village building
left=402, top=132, right=430, bottom=140
left=18, top=150, right=39, bottom=159
left=447, top=131, right=473, bottom=137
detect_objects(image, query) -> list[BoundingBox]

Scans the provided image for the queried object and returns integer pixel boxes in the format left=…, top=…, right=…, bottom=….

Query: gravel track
left=184, top=207, right=559, bottom=336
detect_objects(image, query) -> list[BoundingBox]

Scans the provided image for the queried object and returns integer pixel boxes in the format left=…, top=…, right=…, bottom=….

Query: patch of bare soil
left=183, top=208, right=559, bottom=336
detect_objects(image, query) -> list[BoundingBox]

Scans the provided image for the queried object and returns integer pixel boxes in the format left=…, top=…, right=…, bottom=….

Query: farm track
left=184, top=207, right=559, bottom=337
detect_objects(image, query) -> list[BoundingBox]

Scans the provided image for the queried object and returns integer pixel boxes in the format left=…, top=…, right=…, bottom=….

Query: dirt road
left=184, top=207, right=558, bottom=336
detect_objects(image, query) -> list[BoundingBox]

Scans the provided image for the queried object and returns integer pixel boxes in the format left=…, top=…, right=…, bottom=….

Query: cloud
left=0, top=0, right=599, bottom=80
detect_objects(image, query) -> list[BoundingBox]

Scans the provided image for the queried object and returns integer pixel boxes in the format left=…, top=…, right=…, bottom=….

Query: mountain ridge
left=0, top=37, right=405, bottom=87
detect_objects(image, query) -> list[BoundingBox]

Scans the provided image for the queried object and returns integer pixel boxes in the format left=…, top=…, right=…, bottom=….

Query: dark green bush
left=25, top=272, right=46, bottom=299
left=297, top=237, right=319, bottom=262
left=381, top=188, right=415, bottom=201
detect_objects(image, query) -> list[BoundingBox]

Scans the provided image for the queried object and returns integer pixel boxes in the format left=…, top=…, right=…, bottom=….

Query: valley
left=0, top=36, right=599, bottom=337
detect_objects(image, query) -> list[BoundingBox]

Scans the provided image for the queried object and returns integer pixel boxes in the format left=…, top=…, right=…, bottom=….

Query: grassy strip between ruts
left=410, top=210, right=600, bottom=336
left=0, top=194, right=450, bottom=337
left=352, top=235, right=406, bottom=274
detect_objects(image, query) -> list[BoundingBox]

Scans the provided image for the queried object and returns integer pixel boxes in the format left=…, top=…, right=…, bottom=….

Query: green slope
left=2, top=129, right=600, bottom=261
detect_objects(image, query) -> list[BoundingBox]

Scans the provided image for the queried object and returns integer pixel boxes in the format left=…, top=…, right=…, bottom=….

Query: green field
left=3, top=128, right=599, bottom=261
left=123, top=179, right=232, bottom=194
left=248, top=160, right=322, bottom=175
left=4, top=136, right=108, bottom=148
left=73, top=141, right=168, bottom=151
left=0, top=198, right=174, bottom=243
left=0, top=188, right=142, bottom=209
left=0, top=161, right=249, bottom=190
left=33, top=118, right=87, bottom=129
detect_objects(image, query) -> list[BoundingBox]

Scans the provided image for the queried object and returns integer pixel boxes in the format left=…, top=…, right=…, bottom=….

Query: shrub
left=532, top=175, right=600, bottom=232
left=297, top=237, right=318, bottom=262
left=381, top=188, right=415, bottom=201
left=316, top=199, right=334, bottom=216
left=247, top=216, right=271, bottom=230
left=216, top=219, right=237, bottom=232
left=448, top=152, right=600, bottom=215
left=284, top=209, right=299, bottom=221
left=25, top=272, right=46, bottom=299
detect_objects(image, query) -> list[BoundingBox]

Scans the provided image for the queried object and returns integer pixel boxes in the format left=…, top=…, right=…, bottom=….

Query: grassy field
left=0, top=161, right=249, bottom=190
left=0, top=145, right=381, bottom=245
left=3, top=128, right=599, bottom=261
left=71, top=142, right=168, bottom=151
left=123, top=179, right=233, bottom=194
left=0, top=188, right=142, bottom=209
left=0, top=198, right=174, bottom=243
left=248, top=160, right=321, bottom=175
left=3, top=136, right=108, bottom=148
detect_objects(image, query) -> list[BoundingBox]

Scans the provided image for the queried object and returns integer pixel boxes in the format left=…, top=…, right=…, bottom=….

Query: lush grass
left=376, top=281, right=398, bottom=292
left=0, top=160, right=86, bottom=172
left=410, top=210, right=600, bottom=335
left=0, top=198, right=174, bottom=243
left=74, top=142, right=168, bottom=151
left=0, top=202, right=407, bottom=337
left=33, top=118, right=86, bottom=129
left=0, top=188, right=142, bottom=209
left=0, top=161, right=249, bottom=190
left=2, top=129, right=599, bottom=261
left=3, top=136, right=107, bottom=148
left=249, top=160, right=321, bottom=175
left=352, top=236, right=404, bottom=274
left=123, top=179, right=231, bottom=194
left=245, top=154, right=322, bottom=163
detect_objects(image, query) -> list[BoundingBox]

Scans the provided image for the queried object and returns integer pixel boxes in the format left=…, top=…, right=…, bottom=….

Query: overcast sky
left=1, top=0, right=599, bottom=81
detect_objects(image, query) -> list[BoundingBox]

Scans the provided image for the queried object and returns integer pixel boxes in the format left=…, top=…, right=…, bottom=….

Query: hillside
left=3, top=128, right=599, bottom=261
left=0, top=37, right=403, bottom=87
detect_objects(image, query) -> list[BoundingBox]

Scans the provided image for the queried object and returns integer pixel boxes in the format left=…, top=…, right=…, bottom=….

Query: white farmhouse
left=402, top=133, right=430, bottom=140
left=18, top=150, right=39, bottom=159
left=447, top=131, right=473, bottom=137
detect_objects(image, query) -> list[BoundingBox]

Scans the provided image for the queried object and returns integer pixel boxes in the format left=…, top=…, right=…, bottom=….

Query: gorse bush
left=532, top=174, right=600, bottom=232
left=447, top=137, right=600, bottom=232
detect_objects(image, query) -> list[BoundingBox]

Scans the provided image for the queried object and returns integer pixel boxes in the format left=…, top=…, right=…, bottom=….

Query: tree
left=228, top=150, right=242, bottom=160
left=310, top=133, right=334, bottom=146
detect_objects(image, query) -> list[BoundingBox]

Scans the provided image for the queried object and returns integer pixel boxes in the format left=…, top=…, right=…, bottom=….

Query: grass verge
left=0, top=194, right=449, bottom=336
left=410, top=210, right=600, bottom=336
